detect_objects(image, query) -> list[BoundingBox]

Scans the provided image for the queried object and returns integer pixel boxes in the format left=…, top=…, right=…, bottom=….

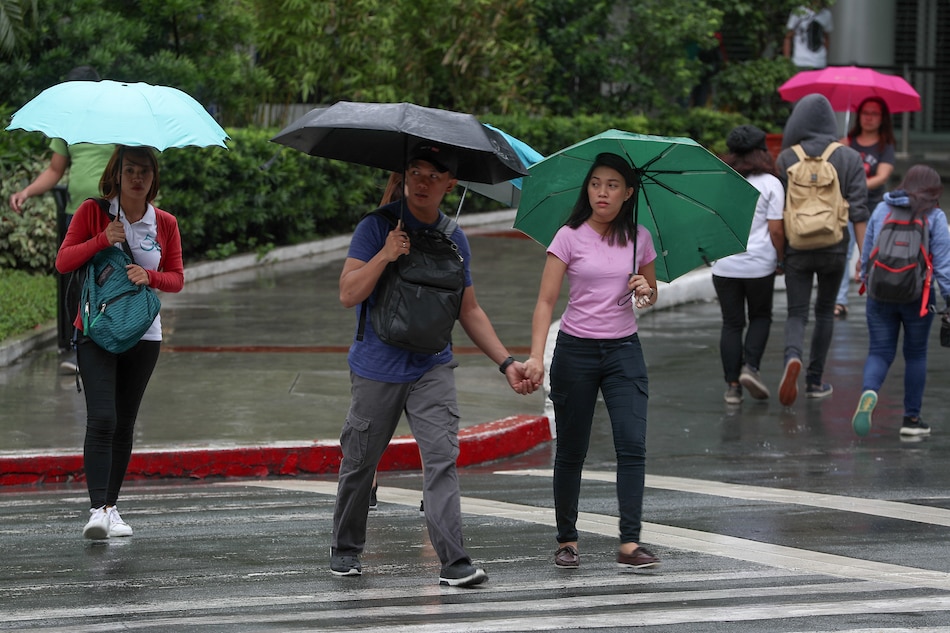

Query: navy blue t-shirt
left=346, top=201, right=473, bottom=382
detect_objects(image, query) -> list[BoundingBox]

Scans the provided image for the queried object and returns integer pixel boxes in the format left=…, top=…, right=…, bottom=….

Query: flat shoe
left=554, top=544, right=579, bottom=568
left=617, top=546, right=660, bottom=569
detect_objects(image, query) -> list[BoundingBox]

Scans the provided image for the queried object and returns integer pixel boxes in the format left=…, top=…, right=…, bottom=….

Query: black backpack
left=864, top=206, right=933, bottom=315
left=805, top=19, right=824, bottom=52
left=357, top=208, right=465, bottom=354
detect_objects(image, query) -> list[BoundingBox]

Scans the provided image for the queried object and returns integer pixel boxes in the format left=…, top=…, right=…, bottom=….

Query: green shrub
left=0, top=268, right=56, bottom=341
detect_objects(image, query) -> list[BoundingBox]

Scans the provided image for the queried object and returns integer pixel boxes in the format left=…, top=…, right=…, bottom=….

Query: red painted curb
left=0, top=415, right=551, bottom=487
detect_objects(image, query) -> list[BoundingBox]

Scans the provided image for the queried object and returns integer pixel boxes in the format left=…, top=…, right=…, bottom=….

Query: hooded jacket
left=777, top=94, right=870, bottom=254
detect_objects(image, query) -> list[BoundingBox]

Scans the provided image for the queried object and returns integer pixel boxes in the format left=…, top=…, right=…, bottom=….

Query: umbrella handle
left=456, top=185, right=468, bottom=222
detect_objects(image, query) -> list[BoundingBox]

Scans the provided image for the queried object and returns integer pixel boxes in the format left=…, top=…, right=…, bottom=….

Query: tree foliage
left=0, top=0, right=271, bottom=126
left=252, top=0, right=549, bottom=114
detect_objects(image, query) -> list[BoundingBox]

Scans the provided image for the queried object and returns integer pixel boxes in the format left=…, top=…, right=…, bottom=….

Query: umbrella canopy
left=778, top=65, right=921, bottom=113
left=458, top=125, right=544, bottom=208
left=270, top=101, right=527, bottom=185
left=515, top=129, right=760, bottom=283
left=6, top=80, right=229, bottom=150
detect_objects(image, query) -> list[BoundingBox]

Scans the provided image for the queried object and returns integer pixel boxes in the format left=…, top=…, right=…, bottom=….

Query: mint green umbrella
left=514, top=129, right=760, bottom=282
left=6, top=80, right=228, bottom=150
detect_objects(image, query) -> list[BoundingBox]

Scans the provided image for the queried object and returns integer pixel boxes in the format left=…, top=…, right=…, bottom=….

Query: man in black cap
left=330, top=141, right=535, bottom=587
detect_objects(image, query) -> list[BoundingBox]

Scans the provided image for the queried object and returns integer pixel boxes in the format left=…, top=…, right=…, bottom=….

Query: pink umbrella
left=778, top=65, right=921, bottom=113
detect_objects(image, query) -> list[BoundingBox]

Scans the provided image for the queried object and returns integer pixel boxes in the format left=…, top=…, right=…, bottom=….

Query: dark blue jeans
left=78, top=336, right=161, bottom=508
left=549, top=331, right=648, bottom=545
left=712, top=274, right=776, bottom=383
left=783, top=250, right=846, bottom=386
left=863, top=297, right=934, bottom=418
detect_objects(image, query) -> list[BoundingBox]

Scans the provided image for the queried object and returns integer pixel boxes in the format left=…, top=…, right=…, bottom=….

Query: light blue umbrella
left=6, top=80, right=229, bottom=150
left=456, top=124, right=543, bottom=212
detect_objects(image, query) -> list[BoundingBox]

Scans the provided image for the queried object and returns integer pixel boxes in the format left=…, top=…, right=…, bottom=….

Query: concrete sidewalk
left=0, top=208, right=718, bottom=485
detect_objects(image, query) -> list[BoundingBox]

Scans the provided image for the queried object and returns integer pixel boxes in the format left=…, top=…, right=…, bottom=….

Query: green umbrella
left=514, top=129, right=761, bottom=282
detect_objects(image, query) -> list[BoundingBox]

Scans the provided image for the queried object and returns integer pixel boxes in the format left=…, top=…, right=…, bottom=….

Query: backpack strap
left=89, top=197, right=137, bottom=263
left=820, top=141, right=842, bottom=161
left=791, top=144, right=806, bottom=161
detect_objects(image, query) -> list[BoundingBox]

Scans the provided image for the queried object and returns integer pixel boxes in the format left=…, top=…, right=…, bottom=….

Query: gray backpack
left=865, top=206, right=933, bottom=315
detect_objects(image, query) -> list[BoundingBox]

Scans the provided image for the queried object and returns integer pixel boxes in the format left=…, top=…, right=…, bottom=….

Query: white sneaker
left=107, top=506, right=133, bottom=537
left=83, top=507, right=110, bottom=540
left=59, top=360, right=78, bottom=375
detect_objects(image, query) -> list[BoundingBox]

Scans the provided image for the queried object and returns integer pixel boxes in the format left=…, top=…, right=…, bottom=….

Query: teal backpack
left=80, top=200, right=162, bottom=354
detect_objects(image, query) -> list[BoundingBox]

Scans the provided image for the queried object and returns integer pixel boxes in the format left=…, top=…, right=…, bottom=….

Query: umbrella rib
left=638, top=171, right=747, bottom=268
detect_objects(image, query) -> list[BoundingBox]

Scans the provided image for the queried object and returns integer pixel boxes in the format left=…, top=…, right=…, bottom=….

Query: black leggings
left=77, top=336, right=161, bottom=508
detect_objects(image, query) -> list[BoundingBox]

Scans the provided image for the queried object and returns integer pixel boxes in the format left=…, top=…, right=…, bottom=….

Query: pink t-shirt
left=548, top=222, right=657, bottom=339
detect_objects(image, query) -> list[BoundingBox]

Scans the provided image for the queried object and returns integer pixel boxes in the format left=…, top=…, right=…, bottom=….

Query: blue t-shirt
left=346, top=201, right=473, bottom=382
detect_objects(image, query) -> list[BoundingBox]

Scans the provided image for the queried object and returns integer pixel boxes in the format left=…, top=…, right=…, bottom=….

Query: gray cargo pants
left=330, top=361, right=470, bottom=567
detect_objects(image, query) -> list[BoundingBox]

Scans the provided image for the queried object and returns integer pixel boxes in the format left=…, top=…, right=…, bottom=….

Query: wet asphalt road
left=2, top=230, right=950, bottom=631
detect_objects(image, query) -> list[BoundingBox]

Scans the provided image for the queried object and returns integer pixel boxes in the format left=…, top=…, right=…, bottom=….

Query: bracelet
left=776, top=261, right=785, bottom=270
left=498, top=356, right=516, bottom=374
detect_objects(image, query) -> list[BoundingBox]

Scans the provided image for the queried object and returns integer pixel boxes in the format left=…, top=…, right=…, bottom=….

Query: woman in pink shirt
left=524, top=152, right=660, bottom=572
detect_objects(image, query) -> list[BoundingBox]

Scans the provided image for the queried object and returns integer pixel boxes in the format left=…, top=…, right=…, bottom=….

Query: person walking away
left=55, top=145, right=184, bottom=539
left=851, top=165, right=950, bottom=438
left=711, top=125, right=786, bottom=404
left=835, top=96, right=896, bottom=318
left=523, top=152, right=661, bottom=572
left=783, top=2, right=834, bottom=70
left=776, top=94, right=869, bottom=406
left=331, top=143, right=535, bottom=587
left=9, top=66, right=116, bottom=371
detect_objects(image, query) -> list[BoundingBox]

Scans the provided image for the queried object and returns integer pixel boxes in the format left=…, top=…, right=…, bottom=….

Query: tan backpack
left=784, top=142, right=849, bottom=249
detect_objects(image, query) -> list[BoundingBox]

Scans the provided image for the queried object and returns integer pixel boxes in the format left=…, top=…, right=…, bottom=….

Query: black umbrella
left=270, top=101, right=527, bottom=185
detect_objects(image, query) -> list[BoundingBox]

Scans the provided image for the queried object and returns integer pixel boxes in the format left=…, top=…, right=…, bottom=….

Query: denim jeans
left=712, top=274, right=776, bottom=383
left=784, top=250, right=847, bottom=386
left=863, top=297, right=935, bottom=418
left=549, top=331, right=648, bottom=545
left=78, top=336, right=161, bottom=508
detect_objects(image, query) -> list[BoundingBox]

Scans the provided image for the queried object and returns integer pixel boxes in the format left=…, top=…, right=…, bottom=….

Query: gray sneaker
left=723, top=383, right=742, bottom=405
left=739, top=365, right=770, bottom=400
left=439, top=560, right=488, bottom=587
left=805, top=382, right=833, bottom=399
left=330, top=554, right=362, bottom=576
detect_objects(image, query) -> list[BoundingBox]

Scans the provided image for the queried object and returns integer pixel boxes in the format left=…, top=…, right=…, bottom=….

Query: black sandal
left=834, top=304, right=848, bottom=318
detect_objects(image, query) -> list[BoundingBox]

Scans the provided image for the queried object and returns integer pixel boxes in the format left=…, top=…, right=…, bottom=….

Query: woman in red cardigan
left=56, top=145, right=184, bottom=540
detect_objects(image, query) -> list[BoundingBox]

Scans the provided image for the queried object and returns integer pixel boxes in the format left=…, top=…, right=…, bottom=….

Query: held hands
left=628, top=273, right=655, bottom=309
left=523, top=357, right=544, bottom=386
left=504, top=360, right=540, bottom=395
left=385, top=220, right=410, bottom=262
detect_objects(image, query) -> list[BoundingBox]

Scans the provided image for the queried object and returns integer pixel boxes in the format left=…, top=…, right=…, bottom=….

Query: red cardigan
left=56, top=197, right=185, bottom=330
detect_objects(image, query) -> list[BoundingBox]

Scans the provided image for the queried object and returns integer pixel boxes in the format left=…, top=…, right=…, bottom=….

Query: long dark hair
left=897, top=164, right=943, bottom=216
left=565, top=152, right=638, bottom=247
left=847, top=96, right=896, bottom=152
left=720, top=147, right=778, bottom=178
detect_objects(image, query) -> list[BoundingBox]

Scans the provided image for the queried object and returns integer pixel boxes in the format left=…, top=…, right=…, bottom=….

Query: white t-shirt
left=710, top=172, right=785, bottom=279
left=113, top=198, right=163, bottom=341
left=787, top=7, right=833, bottom=69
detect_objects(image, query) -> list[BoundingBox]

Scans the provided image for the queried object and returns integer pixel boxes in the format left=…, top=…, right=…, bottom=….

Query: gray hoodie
left=777, top=94, right=869, bottom=254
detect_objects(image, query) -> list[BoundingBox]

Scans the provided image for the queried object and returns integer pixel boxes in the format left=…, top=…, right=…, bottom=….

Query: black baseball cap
left=407, top=142, right=458, bottom=176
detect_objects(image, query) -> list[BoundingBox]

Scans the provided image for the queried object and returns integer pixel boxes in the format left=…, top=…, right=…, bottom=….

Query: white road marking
left=7, top=478, right=949, bottom=632
left=234, top=478, right=950, bottom=591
